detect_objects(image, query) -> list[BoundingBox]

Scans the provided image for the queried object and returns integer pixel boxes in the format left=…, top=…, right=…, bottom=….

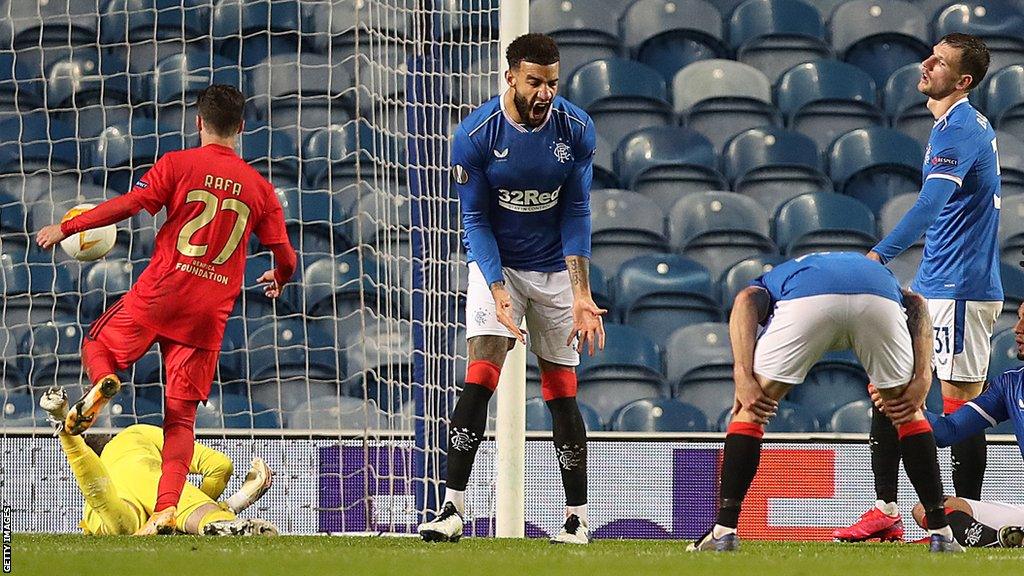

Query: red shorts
left=83, top=301, right=220, bottom=401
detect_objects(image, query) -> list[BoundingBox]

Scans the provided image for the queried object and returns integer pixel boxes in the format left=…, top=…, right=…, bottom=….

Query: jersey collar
left=934, top=96, right=971, bottom=127
left=500, top=88, right=552, bottom=133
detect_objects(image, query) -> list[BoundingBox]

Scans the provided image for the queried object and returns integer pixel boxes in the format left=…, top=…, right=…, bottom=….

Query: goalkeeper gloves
left=225, top=457, right=273, bottom=513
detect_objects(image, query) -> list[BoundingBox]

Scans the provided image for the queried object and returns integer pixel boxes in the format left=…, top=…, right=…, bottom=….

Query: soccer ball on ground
left=59, top=204, right=117, bottom=261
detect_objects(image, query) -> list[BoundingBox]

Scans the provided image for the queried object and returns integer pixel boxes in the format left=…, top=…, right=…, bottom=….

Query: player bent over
left=689, top=252, right=962, bottom=553
left=416, top=33, right=604, bottom=544
left=40, top=387, right=275, bottom=536
left=877, top=302, right=1024, bottom=548
left=35, top=85, right=296, bottom=535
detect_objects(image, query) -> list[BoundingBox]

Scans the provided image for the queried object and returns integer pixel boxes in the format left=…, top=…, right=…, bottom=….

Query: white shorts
left=464, top=262, right=579, bottom=366
left=961, top=498, right=1024, bottom=530
left=754, top=294, right=913, bottom=388
left=927, top=299, right=1001, bottom=382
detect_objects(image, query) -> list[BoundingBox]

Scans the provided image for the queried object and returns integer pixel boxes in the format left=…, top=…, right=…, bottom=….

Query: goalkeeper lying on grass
left=40, top=386, right=276, bottom=536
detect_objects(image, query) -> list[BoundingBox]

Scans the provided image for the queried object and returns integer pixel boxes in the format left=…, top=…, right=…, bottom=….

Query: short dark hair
left=196, top=84, right=245, bottom=137
left=83, top=433, right=114, bottom=456
left=939, top=33, right=990, bottom=91
left=506, top=33, right=559, bottom=70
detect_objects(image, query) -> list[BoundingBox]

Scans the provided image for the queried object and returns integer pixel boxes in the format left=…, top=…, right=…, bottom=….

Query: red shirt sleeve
left=126, top=154, right=176, bottom=215
left=59, top=194, right=144, bottom=235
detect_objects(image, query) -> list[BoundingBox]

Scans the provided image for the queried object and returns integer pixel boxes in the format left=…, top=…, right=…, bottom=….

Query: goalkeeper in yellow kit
left=40, top=387, right=277, bottom=536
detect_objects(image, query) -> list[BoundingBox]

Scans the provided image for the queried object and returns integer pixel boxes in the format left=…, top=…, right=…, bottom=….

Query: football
left=59, top=204, right=117, bottom=261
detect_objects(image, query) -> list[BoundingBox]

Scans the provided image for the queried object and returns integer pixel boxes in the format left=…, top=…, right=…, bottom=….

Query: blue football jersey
left=451, top=93, right=596, bottom=285
left=752, top=252, right=904, bottom=307
left=914, top=97, right=1002, bottom=301
left=967, top=367, right=1024, bottom=459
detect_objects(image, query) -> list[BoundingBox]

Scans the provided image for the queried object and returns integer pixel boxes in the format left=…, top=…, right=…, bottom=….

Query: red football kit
left=62, top=143, right=297, bottom=401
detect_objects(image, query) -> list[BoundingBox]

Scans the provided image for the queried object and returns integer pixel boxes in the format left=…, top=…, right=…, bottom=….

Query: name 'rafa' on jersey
left=451, top=91, right=596, bottom=285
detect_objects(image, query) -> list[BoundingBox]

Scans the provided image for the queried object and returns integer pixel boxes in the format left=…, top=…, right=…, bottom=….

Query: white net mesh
left=0, top=0, right=505, bottom=534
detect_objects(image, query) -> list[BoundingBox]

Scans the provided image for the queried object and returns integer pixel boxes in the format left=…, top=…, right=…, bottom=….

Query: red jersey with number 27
left=120, top=144, right=289, bottom=350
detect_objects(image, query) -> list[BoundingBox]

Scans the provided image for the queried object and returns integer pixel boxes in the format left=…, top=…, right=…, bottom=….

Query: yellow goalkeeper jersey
left=81, top=424, right=234, bottom=534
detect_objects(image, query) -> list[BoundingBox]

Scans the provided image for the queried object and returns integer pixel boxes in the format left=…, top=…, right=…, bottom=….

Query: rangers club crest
left=551, top=140, right=572, bottom=164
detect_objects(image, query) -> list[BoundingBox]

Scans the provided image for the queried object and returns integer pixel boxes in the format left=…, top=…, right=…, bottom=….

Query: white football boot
left=550, top=514, right=590, bottom=545
left=417, top=502, right=463, bottom=542
left=203, top=518, right=279, bottom=537
left=39, top=386, right=70, bottom=432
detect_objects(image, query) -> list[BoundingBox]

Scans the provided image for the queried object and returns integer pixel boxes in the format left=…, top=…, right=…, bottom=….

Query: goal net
left=0, top=0, right=508, bottom=535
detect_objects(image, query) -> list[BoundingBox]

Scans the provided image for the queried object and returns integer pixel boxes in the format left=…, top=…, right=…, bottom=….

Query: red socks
left=155, top=397, right=199, bottom=512
left=466, top=360, right=501, bottom=391
left=541, top=368, right=577, bottom=401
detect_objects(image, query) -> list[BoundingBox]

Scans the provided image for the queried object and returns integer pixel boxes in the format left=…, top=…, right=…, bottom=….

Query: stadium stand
left=3, top=0, right=1024, bottom=434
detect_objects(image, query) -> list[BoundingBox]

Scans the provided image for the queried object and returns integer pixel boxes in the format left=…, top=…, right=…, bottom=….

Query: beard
left=513, top=90, right=544, bottom=128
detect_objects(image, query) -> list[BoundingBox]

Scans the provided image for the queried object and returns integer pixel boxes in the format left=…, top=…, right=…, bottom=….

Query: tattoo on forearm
left=566, top=256, right=590, bottom=291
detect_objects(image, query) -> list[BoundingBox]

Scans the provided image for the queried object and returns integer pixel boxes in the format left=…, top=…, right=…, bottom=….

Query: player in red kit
left=35, top=84, right=296, bottom=535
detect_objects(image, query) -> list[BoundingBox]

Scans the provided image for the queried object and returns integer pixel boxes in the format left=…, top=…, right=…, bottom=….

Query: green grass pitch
left=10, top=535, right=1024, bottom=576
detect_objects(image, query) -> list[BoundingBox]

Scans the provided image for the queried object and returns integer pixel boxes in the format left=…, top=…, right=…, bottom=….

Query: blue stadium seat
left=777, top=60, right=884, bottom=152
left=577, top=323, right=663, bottom=382
left=213, top=392, right=280, bottom=429
left=879, top=193, right=923, bottom=286
left=672, top=60, right=779, bottom=151
left=273, top=187, right=351, bottom=258
left=728, top=0, right=832, bottom=84
left=765, top=401, right=819, bottom=432
left=103, top=389, right=162, bottom=428
left=45, top=49, right=134, bottom=139
left=0, top=52, right=43, bottom=112
left=213, top=0, right=304, bottom=68
left=722, top=127, right=831, bottom=217
left=788, top=351, right=871, bottom=426
left=249, top=54, right=352, bottom=134
left=998, top=262, right=1024, bottom=332
left=238, top=122, right=300, bottom=188
left=100, top=0, right=210, bottom=72
left=934, top=0, right=1024, bottom=73
left=0, top=115, right=80, bottom=177
left=829, top=127, right=924, bottom=216
left=997, top=131, right=1024, bottom=197
left=983, top=64, right=1024, bottom=142
left=989, top=328, right=1022, bottom=380
left=828, top=399, right=873, bottom=433
left=284, top=396, right=391, bottom=430
left=614, top=254, right=721, bottom=344
left=530, top=0, right=621, bottom=78
left=612, top=398, right=710, bottom=432
left=247, top=319, right=341, bottom=385
left=301, top=253, right=379, bottom=323
left=589, top=189, right=669, bottom=274
left=0, top=0, right=97, bottom=44
left=587, top=264, right=613, bottom=313
left=720, top=256, right=787, bottom=312
left=774, top=192, right=878, bottom=256
left=592, top=134, right=619, bottom=189
left=0, top=252, right=77, bottom=333
left=613, top=126, right=726, bottom=212
left=19, top=321, right=85, bottom=393
left=668, top=191, right=775, bottom=279
left=151, top=52, right=244, bottom=142
left=91, top=119, right=184, bottom=193
left=81, top=261, right=140, bottom=322
left=620, top=0, right=728, bottom=84
left=830, top=0, right=930, bottom=87
left=343, top=320, right=414, bottom=414
left=999, top=194, right=1024, bottom=264
left=565, top=58, right=674, bottom=150
left=665, top=322, right=732, bottom=393
left=1, top=391, right=47, bottom=427
left=302, top=121, right=402, bottom=193
left=884, top=63, right=934, bottom=145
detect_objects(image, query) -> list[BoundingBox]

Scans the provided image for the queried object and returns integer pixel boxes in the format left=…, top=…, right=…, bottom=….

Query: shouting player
left=689, top=252, right=961, bottom=553
left=839, top=33, right=1002, bottom=541
left=35, top=85, right=296, bottom=535
left=416, top=33, right=604, bottom=545
left=39, top=387, right=276, bottom=536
